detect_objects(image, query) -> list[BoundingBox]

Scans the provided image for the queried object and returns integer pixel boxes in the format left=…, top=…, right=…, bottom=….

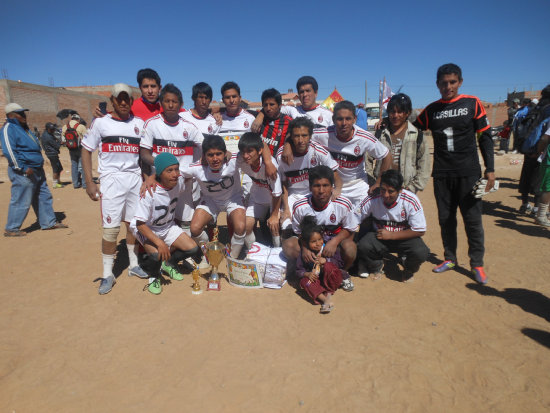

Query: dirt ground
left=1, top=146, right=549, bottom=413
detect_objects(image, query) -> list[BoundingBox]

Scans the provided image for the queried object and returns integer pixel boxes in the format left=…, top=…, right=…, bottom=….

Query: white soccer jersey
left=281, top=105, right=334, bottom=127
left=131, top=176, right=186, bottom=234
left=182, top=153, right=242, bottom=204
left=355, top=189, right=426, bottom=233
left=219, top=109, right=255, bottom=133
left=140, top=114, right=204, bottom=170
left=180, top=111, right=221, bottom=135
left=236, top=155, right=282, bottom=205
left=81, top=114, right=144, bottom=176
left=291, top=195, right=358, bottom=237
left=276, top=142, right=338, bottom=197
left=312, top=124, right=389, bottom=183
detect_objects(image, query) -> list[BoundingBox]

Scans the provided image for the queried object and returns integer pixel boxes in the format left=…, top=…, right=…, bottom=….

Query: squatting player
left=82, top=83, right=148, bottom=295
left=414, top=63, right=495, bottom=284
left=130, top=153, right=202, bottom=295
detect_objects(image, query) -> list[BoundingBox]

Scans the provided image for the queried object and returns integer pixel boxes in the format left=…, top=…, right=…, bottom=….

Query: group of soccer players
left=82, top=64, right=495, bottom=302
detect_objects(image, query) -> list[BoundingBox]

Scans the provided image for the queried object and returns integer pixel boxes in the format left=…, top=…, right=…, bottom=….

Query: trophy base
left=192, top=289, right=203, bottom=295
left=207, top=280, right=221, bottom=291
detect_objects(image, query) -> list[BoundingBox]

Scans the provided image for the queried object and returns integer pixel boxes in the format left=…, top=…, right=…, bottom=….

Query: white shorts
left=341, top=179, right=370, bottom=208
left=282, top=193, right=307, bottom=229
left=246, top=201, right=271, bottom=219
left=132, top=224, right=184, bottom=248
left=100, top=172, right=141, bottom=228
left=196, top=191, right=244, bottom=222
left=175, top=180, right=194, bottom=222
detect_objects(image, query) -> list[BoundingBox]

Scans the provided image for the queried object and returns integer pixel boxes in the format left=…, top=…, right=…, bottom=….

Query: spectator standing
left=62, top=114, right=87, bottom=189
left=40, top=122, right=64, bottom=188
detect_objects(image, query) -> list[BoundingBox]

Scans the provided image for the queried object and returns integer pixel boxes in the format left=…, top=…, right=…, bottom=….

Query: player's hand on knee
left=323, top=239, right=338, bottom=258
left=156, top=241, right=171, bottom=262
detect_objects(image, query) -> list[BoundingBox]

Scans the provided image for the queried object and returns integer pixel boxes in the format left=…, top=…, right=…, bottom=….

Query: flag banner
left=321, top=88, right=344, bottom=111
left=380, top=79, right=394, bottom=110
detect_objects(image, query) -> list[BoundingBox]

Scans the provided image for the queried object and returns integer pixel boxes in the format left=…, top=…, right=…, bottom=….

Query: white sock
left=245, top=232, right=256, bottom=249
left=230, top=233, right=246, bottom=259
left=272, top=235, right=281, bottom=248
left=102, top=253, right=115, bottom=279
left=537, top=203, right=549, bottom=218
left=127, top=243, right=139, bottom=268
left=53, top=179, right=59, bottom=185
left=148, top=276, right=156, bottom=284
left=193, top=230, right=209, bottom=245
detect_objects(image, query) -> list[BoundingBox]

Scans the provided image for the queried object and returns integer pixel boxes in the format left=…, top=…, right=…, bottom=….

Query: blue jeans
left=69, top=149, right=85, bottom=188
left=6, top=167, right=57, bottom=231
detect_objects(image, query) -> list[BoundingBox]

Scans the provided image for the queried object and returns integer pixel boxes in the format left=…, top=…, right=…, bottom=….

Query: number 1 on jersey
left=444, top=127, right=454, bottom=152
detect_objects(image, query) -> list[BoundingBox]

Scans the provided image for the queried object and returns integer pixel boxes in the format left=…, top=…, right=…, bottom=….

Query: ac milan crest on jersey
left=401, top=209, right=406, bottom=219
left=330, top=213, right=336, bottom=223
left=318, top=115, right=323, bottom=123
left=208, top=125, right=213, bottom=133
left=183, top=130, right=188, bottom=139
left=310, top=156, right=317, bottom=166
left=244, top=120, right=250, bottom=129
left=106, top=215, right=111, bottom=224
left=134, top=127, right=139, bottom=135
left=354, top=145, right=361, bottom=156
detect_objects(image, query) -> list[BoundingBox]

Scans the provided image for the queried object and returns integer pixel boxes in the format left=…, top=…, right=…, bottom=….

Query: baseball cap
left=111, top=83, right=133, bottom=98
left=45, top=122, right=57, bottom=130
left=532, top=98, right=539, bottom=105
left=154, top=152, right=179, bottom=176
left=513, top=98, right=520, bottom=103
left=5, top=103, right=29, bottom=114
left=71, top=114, right=81, bottom=120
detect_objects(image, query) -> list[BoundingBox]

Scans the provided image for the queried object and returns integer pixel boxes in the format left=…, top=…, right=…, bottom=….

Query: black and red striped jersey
left=261, top=114, right=292, bottom=156
left=415, top=94, right=490, bottom=177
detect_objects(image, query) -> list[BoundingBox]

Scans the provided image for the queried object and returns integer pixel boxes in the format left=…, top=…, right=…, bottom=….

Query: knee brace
left=102, top=226, right=120, bottom=243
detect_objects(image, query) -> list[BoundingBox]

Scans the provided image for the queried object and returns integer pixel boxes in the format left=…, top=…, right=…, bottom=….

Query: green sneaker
left=148, top=278, right=162, bottom=295
left=161, top=261, right=184, bottom=281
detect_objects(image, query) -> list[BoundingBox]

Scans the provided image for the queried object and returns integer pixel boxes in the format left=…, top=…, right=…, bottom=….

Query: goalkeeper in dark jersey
left=414, top=63, right=495, bottom=285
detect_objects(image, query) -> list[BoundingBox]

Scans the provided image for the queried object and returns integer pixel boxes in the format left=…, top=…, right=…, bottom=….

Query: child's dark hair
left=202, top=134, right=226, bottom=153
left=238, top=132, right=263, bottom=152
left=387, top=93, right=412, bottom=114
left=300, top=216, right=323, bottom=245
left=436, top=63, right=462, bottom=82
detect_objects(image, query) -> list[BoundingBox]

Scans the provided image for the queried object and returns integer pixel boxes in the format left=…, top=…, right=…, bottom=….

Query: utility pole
left=364, top=80, right=367, bottom=104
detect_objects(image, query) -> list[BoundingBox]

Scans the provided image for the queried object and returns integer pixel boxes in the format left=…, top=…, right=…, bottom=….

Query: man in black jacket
left=40, top=122, right=64, bottom=188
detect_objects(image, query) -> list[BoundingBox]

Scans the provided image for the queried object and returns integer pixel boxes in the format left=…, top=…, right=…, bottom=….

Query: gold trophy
left=202, top=227, right=226, bottom=291
left=190, top=260, right=203, bottom=295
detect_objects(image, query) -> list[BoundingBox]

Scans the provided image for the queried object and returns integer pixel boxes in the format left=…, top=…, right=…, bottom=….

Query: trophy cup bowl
left=204, top=240, right=226, bottom=291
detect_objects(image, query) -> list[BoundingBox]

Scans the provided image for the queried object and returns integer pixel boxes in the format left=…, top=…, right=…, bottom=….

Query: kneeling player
left=355, top=169, right=429, bottom=282
left=237, top=132, right=282, bottom=249
left=183, top=135, right=246, bottom=259
left=131, top=153, right=202, bottom=294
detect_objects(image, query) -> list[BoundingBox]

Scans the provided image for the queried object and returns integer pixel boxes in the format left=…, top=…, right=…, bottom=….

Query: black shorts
left=47, top=156, right=63, bottom=174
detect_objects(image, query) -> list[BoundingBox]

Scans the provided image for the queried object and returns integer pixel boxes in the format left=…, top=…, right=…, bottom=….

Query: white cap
left=111, top=83, right=132, bottom=98
left=5, top=103, right=29, bottom=114
left=532, top=98, right=539, bottom=105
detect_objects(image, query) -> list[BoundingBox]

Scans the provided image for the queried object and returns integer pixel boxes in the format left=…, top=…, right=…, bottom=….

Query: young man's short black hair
left=159, top=83, right=183, bottom=104
left=261, top=88, right=282, bottom=106
left=436, top=63, right=462, bottom=82
left=296, top=76, right=318, bottom=93
left=387, top=93, right=413, bottom=114
left=380, top=169, right=404, bottom=191
left=202, top=134, right=226, bottom=153
left=333, top=100, right=356, bottom=116
left=238, top=132, right=263, bottom=152
left=221, top=81, right=240, bottom=97
left=192, top=82, right=213, bottom=101
left=289, top=117, right=314, bottom=138
left=309, top=165, right=334, bottom=188
left=541, top=84, right=550, bottom=101
left=136, top=68, right=161, bottom=87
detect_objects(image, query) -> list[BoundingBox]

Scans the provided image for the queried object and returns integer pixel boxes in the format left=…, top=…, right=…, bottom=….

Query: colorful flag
left=321, top=88, right=344, bottom=111
left=379, top=79, right=394, bottom=110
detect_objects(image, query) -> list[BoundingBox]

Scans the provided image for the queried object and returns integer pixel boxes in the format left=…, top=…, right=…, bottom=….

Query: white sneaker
left=358, top=272, right=370, bottom=278
left=341, top=278, right=354, bottom=292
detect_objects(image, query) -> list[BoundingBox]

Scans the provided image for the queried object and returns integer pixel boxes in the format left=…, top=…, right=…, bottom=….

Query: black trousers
left=433, top=175, right=484, bottom=268
left=357, top=231, right=429, bottom=274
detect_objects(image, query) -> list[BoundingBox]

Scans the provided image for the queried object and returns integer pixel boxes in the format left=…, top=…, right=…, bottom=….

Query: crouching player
left=131, top=153, right=202, bottom=294
left=183, top=135, right=246, bottom=259
left=237, top=132, right=282, bottom=249
left=355, top=170, right=429, bottom=282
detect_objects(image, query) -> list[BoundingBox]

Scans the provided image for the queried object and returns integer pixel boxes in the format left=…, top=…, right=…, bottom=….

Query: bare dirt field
left=1, top=146, right=549, bottom=412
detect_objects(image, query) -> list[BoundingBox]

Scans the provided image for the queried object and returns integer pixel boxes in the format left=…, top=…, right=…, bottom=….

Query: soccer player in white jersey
left=252, top=76, right=334, bottom=130
left=355, top=170, right=429, bottom=282
left=182, top=135, right=246, bottom=259
left=180, top=82, right=221, bottom=135
left=283, top=165, right=357, bottom=290
left=81, top=83, right=148, bottom=295
left=140, top=84, right=204, bottom=233
left=311, top=100, right=393, bottom=205
left=130, top=153, right=202, bottom=294
left=236, top=132, right=282, bottom=249
left=277, top=117, right=342, bottom=232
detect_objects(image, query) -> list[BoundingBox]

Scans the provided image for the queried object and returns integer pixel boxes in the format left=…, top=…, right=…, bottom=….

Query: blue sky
left=2, top=0, right=548, bottom=108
